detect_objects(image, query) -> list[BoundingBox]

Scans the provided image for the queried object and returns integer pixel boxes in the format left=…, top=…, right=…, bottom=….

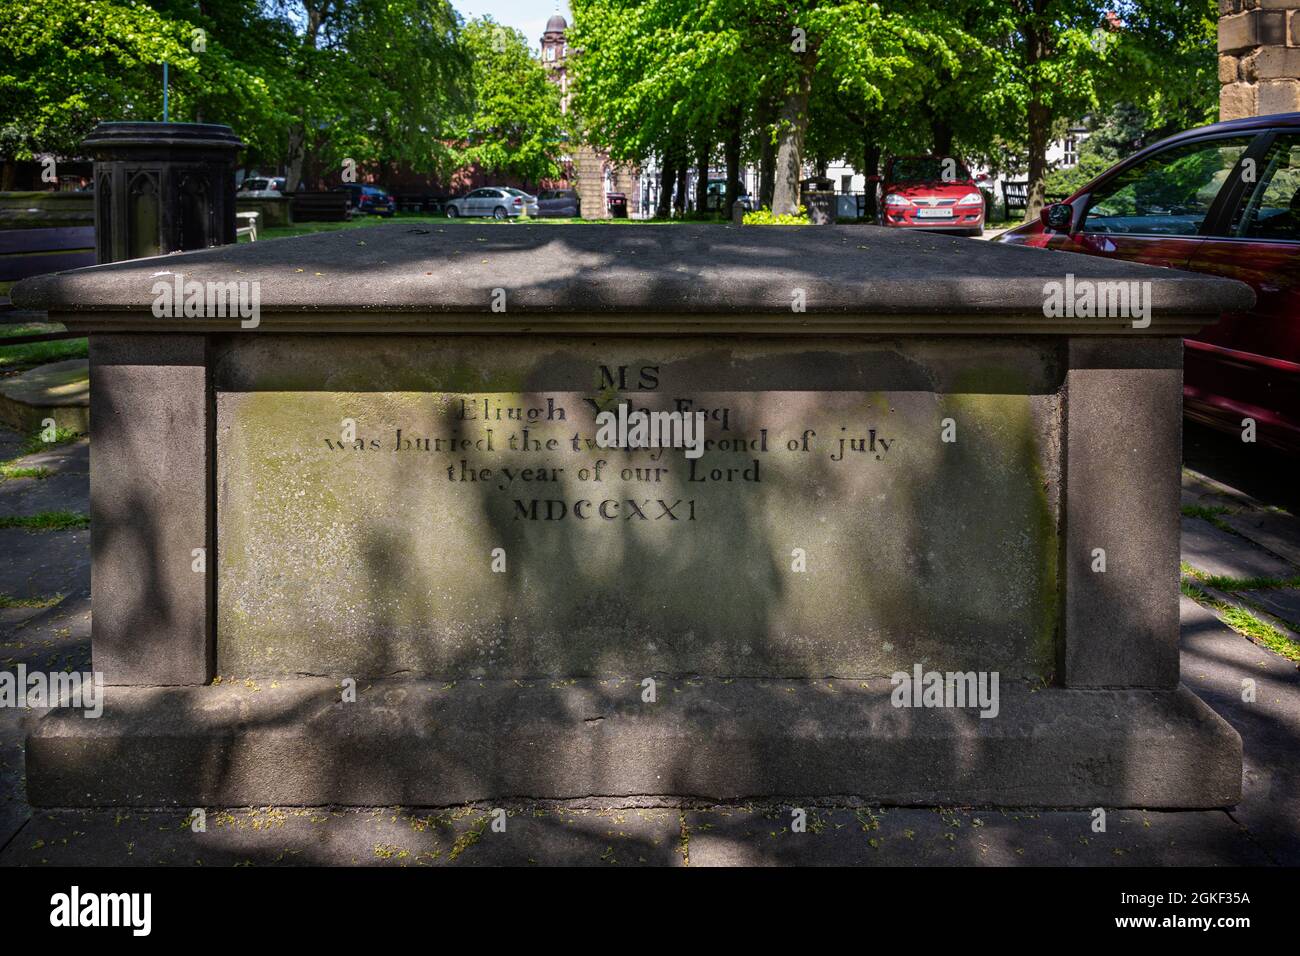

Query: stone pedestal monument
left=83, top=121, right=243, bottom=264
left=13, top=225, right=1250, bottom=808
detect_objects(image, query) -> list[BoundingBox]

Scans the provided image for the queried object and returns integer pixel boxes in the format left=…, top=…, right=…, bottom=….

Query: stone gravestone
left=14, top=225, right=1248, bottom=808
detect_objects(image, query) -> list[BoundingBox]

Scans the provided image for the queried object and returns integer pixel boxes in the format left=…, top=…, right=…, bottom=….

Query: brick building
left=540, top=14, right=641, bottom=218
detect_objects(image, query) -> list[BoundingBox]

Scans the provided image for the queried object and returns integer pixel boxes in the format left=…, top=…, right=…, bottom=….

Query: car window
left=1082, top=136, right=1253, bottom=236
left=1226, top=133, right=1300, bottom=242
left=891, top=157, right=969, bottom=182
left=244, top=179, right=266, bottom=190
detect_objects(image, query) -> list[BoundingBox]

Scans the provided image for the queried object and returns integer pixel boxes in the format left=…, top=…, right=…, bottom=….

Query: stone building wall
left=1219, top=1, right=1300, bottom=119
left=573, top=145, right=609, bottom=220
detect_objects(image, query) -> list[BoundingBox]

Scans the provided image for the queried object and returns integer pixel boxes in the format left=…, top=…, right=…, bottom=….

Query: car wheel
left=493, top=206, right=508, bottom=220
left=968, top=227, right=984, bottom=238
left=445, top=205, right=458, bottom=218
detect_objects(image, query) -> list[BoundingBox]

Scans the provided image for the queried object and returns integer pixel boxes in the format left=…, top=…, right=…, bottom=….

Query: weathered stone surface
left=25, top=678, right=1241, bottom=809
left=1240, top=588, right=1300, bottom=627
left=683, top=807, right=1267, bottom=866
left=215, top=335, right=1061, bottom=680
left=1181, top=516, right=1297, bottom=581
left=1220, top=80, right=1259, bottom=119
left=1064, top=339, right=1182, bottom=688
left=1259, top=77, right=1300, bottom=113
left=0, top=528, right=88, bottom=603
left=1220, top=509, right=1300, bottom=567
left=0, top=804, right=684, bottom=867
left=10, top=226, right=1249, bottom=809
left=1180, top=595, right=1300, bottom=864
left=11, top=224, right=1254, bottom=324
left=0, top=438, right=89, bottom=519
left=89, top=335, right=210, bottom=685
left=1220, top=53, right=1242, bottom=84
left=0, top=359, right=89, bottom=433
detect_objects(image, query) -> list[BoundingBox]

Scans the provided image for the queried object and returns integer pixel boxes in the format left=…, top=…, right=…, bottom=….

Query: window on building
left=1063, top=136, right=1079, bottom=167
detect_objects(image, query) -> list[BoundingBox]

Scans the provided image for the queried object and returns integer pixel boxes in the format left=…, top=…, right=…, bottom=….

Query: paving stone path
left=1, top=422, right=1297, bottom=866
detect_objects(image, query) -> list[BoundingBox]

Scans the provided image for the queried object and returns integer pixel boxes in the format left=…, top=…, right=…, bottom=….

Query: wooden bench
left=0, top=225, right=95, bottom=312
left=1001, top=180, right=1028, bottom=220
left=289, top=192, right=352, bottom=223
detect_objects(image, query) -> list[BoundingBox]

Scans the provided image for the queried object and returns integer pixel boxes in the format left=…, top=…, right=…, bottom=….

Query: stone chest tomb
left=13, top=224, right=1249, bottom=807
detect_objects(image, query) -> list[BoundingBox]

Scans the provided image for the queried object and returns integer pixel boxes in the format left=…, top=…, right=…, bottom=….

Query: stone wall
left=1219, top=0, right=1300, bottom=119
left=573, top=144, right=608, bottom=220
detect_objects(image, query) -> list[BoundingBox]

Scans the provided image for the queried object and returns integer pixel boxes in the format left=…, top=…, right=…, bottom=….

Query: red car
left=996, top=112, right=1300, bottom=454
left=873, top=155, right=985, bottom=237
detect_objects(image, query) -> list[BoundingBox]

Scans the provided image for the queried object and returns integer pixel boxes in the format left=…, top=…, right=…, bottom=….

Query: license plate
left=916, top=208, right=953, bottom=219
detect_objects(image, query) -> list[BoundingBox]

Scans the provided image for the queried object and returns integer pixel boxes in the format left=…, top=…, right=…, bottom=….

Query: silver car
left=444, top=187, right=539, bottom=219
left=236, top=176, right=286, bottom=198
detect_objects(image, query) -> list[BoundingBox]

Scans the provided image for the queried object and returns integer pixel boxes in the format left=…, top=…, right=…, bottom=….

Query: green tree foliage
left=0, top=0, right=286, bottom=163
left=0, top=0, right=570, bottom=191
left=273, top=0, right=467, bottom=189
left=454, top=18, right=567, bottom=183
left=570, top=0, right=1221, bottom=220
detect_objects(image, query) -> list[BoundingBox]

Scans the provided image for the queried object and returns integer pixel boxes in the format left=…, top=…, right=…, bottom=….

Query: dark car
left=537, top=188, right=581, bottom=218
left=996, top=112, right=1300, bottom=454
left=703, top=179, right=755, bottom=212
left=332, top=183, right=396, bottom=217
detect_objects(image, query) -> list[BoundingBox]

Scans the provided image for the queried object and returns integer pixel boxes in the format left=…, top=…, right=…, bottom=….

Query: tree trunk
left=695, top=140, right=709, bottom=215
left=286, top=3, right=326, bottom=193
left=1021, top=14, right=1052, bottom=223
left=1025, top=99, right=1052, bottom=222
left=862, top=137, right=881, bottom=222
left=656, top=153, right=675, bottom=219
left=772, top=49, right=816, bottom=216
left=724, top=112, right=742, bottom=214
left=759, top=130, right=775, bottom=209
left=286, top=127, right=306, bottom=192
left=931, top=118, right=953, bottom=156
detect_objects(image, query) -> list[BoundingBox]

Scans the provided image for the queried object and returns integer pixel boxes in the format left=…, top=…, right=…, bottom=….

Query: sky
left=454, top=0, right=573, bottom=52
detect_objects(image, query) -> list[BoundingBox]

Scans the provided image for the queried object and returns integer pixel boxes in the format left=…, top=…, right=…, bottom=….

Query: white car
left=237, top=176, right=287, bottom=198
left=444, top=187, right=539, bottom=219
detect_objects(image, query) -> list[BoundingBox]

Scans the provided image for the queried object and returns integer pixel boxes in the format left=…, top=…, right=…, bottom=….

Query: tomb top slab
left=12, top=223, right=1253, bottom=335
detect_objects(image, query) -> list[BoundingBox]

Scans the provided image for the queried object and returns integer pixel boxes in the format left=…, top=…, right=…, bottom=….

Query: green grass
left=1180, top=503, right=1237, bottom=534
left=1182, top=577, right=1300, bottom=662
left=0, top=510, right=89, bottom=530
left=0, top=322, right=87, bottom=370
left=0, top=464, right=51, bottom=480
left=1181, top=504, right=1231, bottom=520
left=0, top=592, right=63, bottom=609
left=1181, top=561, right=1300, bottom=592
left=0, top=426, right=82, bottom=482
left=18, top=425, right=82, bottom=457
left=246, top=210, right=823, bottom=242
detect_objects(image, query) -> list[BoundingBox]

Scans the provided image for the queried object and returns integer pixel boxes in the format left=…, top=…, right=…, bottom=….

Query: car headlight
left=956, top=192, right=984, bottom=206
left=884, top=193, right=911, bottom=207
